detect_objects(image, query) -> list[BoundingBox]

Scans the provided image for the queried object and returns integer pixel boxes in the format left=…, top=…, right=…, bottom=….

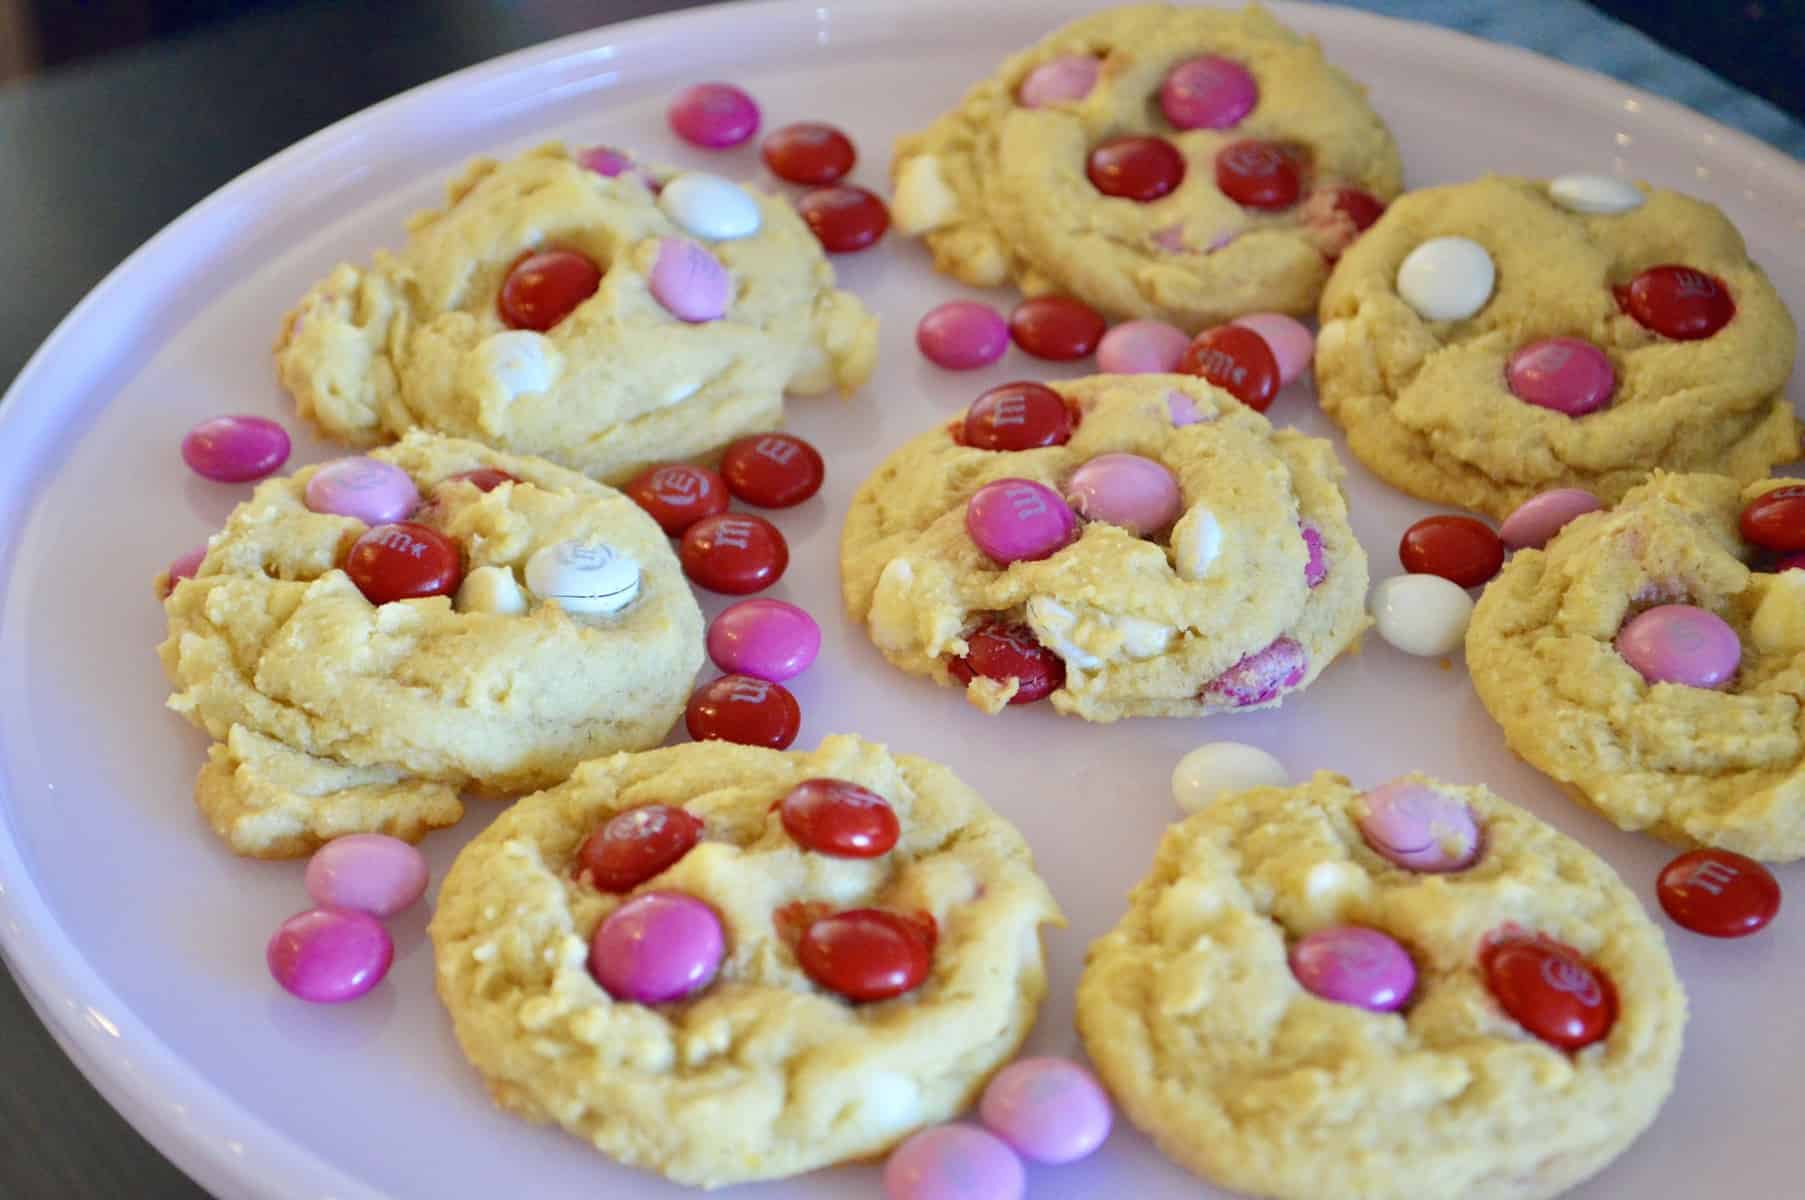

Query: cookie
left=1316, top=174, right=1799, bottom=519
left=840, top=374, right=1368, bottom=720
left=1077, top=771, right=1686, bottom=1200
left=158, top=432, right=703, bottom=858
left=891, top=3, right=1402, bottom=329
left=275, top=143, right=878, bottom=484
left=428, top=734, right=1062, bottom=1188
left=1469, top=472, right=1805, bottom=861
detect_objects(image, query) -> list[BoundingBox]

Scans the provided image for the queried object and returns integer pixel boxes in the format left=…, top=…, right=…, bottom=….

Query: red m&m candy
left=1739, top=486, right=1805, bottom=552
left=1180, top=325, right=1279, bottom=412
left=761, top=121, right=856, bottom=185
left=1215, top=140, right=1301, bottom=211
left=1086, top=135, right=1186, bottom=203
left=1398, top=515, right=1505, bottom=588
left=498, top=249, right=602, bottom=332
left=962, top=382, right=1075, bottom=450
left=577, top=805, right=705, bottom=893
left=624, top=463, right=730, bottom=536
left=948, top=621, right=1065, bottom=704
left=720, top=433, right=824, bottom=508
left=797, top=908, right=932, bottom=1002
left=679, top=513, right=788, bottom=593
left=344, top=522, right=462, bottom=605
left=1009, top=296, right=1106, bottom=361
left=1657, top=848, right=1780, bottom=938
left=1479, top=932, right=1616, bottom=1051
left=685, top=674, right=801, bottom=748
left=779, top=778, right=900, bottom=858
left=1618, top=265, right=1734, bottom=340
left=798, top=185, right=889, bottom=253
left=1328, top=187, right=1385, bottom=234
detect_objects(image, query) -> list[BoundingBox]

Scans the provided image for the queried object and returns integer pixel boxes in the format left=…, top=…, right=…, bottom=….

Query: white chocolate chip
left=891, top=155, right=958, bottom=235
left=1026, top=597, right=1102, bottom=671
left=477, top=331, right=560, bottom=399
left=1315, top=318, right=1348, bottom=360
left=1116, top=615, right=1173, bottom=660
left=1305, top=861, right=1364, bottom=904
left=455, top=565, right=527, bottom=616
left=1171, top=742, right=1288, bottom=815
left=1752, top=571, right=1805, bottom=655
left=1396, top=237, right=1495, bottom=321
left=868, top=558, right=920, bottom=653
left=1172, top=507, right=1223, bottom=580
left=1549, top=173, right=1645, bottom=215
left=856, top=1072, right=921, bottom=1133
left=1371, top=573, right=1474, bottom=657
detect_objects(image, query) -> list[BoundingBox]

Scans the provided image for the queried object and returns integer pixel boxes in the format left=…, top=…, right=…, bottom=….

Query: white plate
left=2, top=2, right=1801, bottom=1197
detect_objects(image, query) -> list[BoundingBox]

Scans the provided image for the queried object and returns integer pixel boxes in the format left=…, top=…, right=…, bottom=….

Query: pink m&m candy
left=1096, top=319, right=1189, bottom=374
left=649, top=237, right=730, bottom=323
left=1357, top=779, right=1481, bottom=873
left=1160, top=55, right=1257, bottom=130
left=1615, top=604, right=1740, bottom=688
left=304, top=834, right=429, bottom=918
left=589, top=890, right=725, bottom=1004
left=1202, top=636, right=1306, bottom=707
left=1017, top=55, right=1099, bottom=107
left=1065, top=453, right=1182, bottom=537
left=884, top=1124, right=1025, bottom=1200
left=1290, top=926, right=1416, bottom=1012
left=1301, top=523, right=1327, bottom=588
left=979, top=1057, right=1112, bottom=1165
left=1499, top=488, right=1602, bottom=550
left=966, top=479, right=1079, bottom=565
left=578, top=144, right=633, bottom=178
left=160, top=544, right=207, bottom=599
left=917, top=301, right=1010, bottom=370
left=267, top=908, right=393, bottom=1004
left=668, top=82, right=760, bottom=149
left=1506, top=337, right=1615, bottom=416
left=1230, top=313, right=1314, bottom=387
left=304, top=457, right=421, bottom=524
left=182, top=415, right=290, bottom=483
left=707, top=598, right=821, bottom=682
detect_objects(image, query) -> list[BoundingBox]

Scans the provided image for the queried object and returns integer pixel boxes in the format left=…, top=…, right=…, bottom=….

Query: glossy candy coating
left=304, top=834, right=429, bottom=917
left=1016, top=55, right=1099, bottom=107
left=761, top=121, right=856, bottom=185
left=1505, top=337, right=1615, bottom=416
left=798, top=185, right=889, bottom=253
left=577, top=805, right=704, bottom=893
left=1356, top=779, right=1481, bottom=873
left=588, top=891, right=725, bottom=1004
left=948, top=621, right=1065, bottom=704
left=1179, top=325, right=1279, bottom=412
left=1656, top=848, right=1780, bottom=938
left=916, top=301, right=1010, bottom=370
left=267, top=908, right=393, bottom=1004
left=1499, top=488, right=1602, bottom=550
left=685, top=674, right=801, bottom=748
left=498, top=249, right=602, bottom=331
left=1214, top=140, right=1300, bottom=210
left=978, top=1057, right=1112, bottom=1165
left=720, top=433, right=825, bottom=508
left=1620, top=265, right=1734, bottom=340
left=181, top=415, right=291, bottom=483
left=779, top=778, right=900, bottom=858
left=1086, top=136, right=1186, bottom=203
left=1398, top=515, right=1504, bottom=588
left=1008, top=296, right=1106, bottom=361
left=1479, top=932, right=1616, bottom=1051
left=1739, top=486, right=1805, bottom=552
left=624, top=463, right=730, bottom=535
left=962, top=382, right=1075, bottom=450
left=343, top=522, right=462, bottom=606
left=1096, top=320, right=1190, bottom=375
left=1159, top=55, right=1256, bottom=130
left=965, top=479, right=1080, bottom=565
left=1289, top=926, right=1416, bottom=1012
left=1615, top=605, right=1740, bottom=688
left=884, top=1125, right=1025, bottom=1200
left=706, top=598, right=821, bottom=682
left=668, top=82, right=760, bottom=148
left=797, top=908, right=932, bottom=1001
left=679, top=513, right=789, bottom=593
left=1064, top=453, right=1182, bottom=537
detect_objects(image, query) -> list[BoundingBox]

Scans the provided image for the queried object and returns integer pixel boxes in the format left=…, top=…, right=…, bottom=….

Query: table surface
left=2, top=2, right=1800, bottom=1196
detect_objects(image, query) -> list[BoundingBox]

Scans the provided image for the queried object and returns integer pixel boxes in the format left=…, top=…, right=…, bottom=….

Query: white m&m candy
left=659, top=173, right=762, bottom=241
left=1171, top=742, right=1288, bottom=815
left=526, top=541, right=640, bottom=615
left=1549, top=172, right=1644, bottom=215
left=1370, top=573, right=1473, bottom=657
left=1396, top=236, right=1494, bottom=321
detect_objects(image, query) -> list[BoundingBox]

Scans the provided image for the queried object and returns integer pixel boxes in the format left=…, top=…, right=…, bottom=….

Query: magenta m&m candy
left=1202, top=636, right=1306, bottom=707
left=885, top=1124, right=1025, bottom=1200
left=1479, top=931, right=1616, bottom=1051
left=1229, top=313, right=1314, bottom=388
left=1096, top=320, right=1189, bottom=375
left=685, top=674, right=801, bottom=748
left=679, top=513, right=789, bottom=593
left=1499, top=488, right=1602, bottom=550
left=181, top=415, right=290, bottom=483
left=304, top=457, right=421, bottom=524
left=1301, top=523, right=1327, bottom=587
left=1615, top=604, right=1740, bottom=688
left=1159, top=54, right=1256, bottom=130
left=1086, top=135, right=1186, bottom=203
left=267, top=908, right=394, bottom=1004
left=1016, top=54, right=1099, bottom=107
left=1065, top=453, right=1182, bottom=537
left=948, top=621, right=1065, bottom=704
left=779, top=778, right=900, bottom=858
left=589, top=890, right=724, bottom=1004
left=578, top=804, right=704, bottom=893
left=966, top=479, right=1080, bottom=565
left=761, top=121, right=856, bottom=186
left=160, top=544, right=207, bottom=599
left=1618, top=265, right=1734, bottom=340
left=1505, top=337, right=1615, bottom=416
left=1008, top=296, right=1106, bottom=361
left=1357, top=779, right=1481, bottom=873
left=917, top=301, right=1010, bottom=371
left=719, top=433, right=824, bottom=508
left=706, top=598, right=821, bottom=682
left=667, top=81, right=760, bottom=149
left=624, top=463, right=730, bottom=536
left=304, top=834, right=429, bottom=918
left=962, top=382, right=1075, bottom=450
left=978, top=1057, right=1112, bottom=1165
left=1290, top=926, right=1416, bottom=1012
left=649, top=237, right=730, bottom=323
left=1656, top=848, right=1781, bottom=938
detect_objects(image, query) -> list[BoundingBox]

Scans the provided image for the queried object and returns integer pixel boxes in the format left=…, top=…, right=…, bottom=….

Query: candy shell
left=1096, top=320, right=1189, bottom=375
left=979, top=1058, right=1112, bottom=1165
left=1499, top=489, right=1602, bottom=550
left=706, top=598, right=821, bottom=682
left=660, top=173, right=762, bottom=241
left=304, top=834, right=429, bottom=917
left=1370, top=574, right=1474, bottom=657
left=965, top=479, right=1080, bottom=565
left=1549, top=173, right=1644, bottom=215
left=588, top=890, right=724, bottom=1004
left=1396, top=236, right=1494, bottom=321
left=267, top=908, right=393, bottom=1004
left=1171, top=742, right=1287, bottom=814
left=1615, top=605, right=1740, bottom=688
left=181, top=415, right=290, bottom=483
left=1356, top=780, right=1481, bottom=873
left=1159, top=55, right=1256, bottom=130
left=917, top=301, right=1009, bottom=370
left=1016, top=55, right=1099, bottom=107
left=1290, top=926, right=1416, bottom=1012
left=668, top=82, right=760, bottom=149
left=1064, top=453, right=1182, bottom=537
left=1229, top=313, right=1313, bottom=387
left=649, top=237, right=730, bottom=323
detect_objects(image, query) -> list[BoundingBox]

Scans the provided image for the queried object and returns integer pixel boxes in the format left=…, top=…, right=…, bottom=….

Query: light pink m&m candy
left=706, top=598, right=821, bottom=682
left=1065, top=453, right=1182, bottom=537
left=917, top=301, right=1010, bottom=370
left=182, top=415, right=290, bottom=483
left=1616, top=604, right=1740, bottom=688
left=1290, top=926, right=1415, bottom=1012
left=979, top=1058, right=1112, bottom=1165
left=304, top=834, right=430, bottom=918
left=1499, top=488, right=1602, bottom=550
left=650, top=237, right=730, bottom=323
left=1230, top=313, right=1314, bottom=387
left=884, top=1124, right=1025, bottom=1200
left=1160, top=54, right=1257, bottom=130
left=304, top=457, right=421, bottom=524
left=1017, top=55, right=1099, bottom=107
left=267, top=908, right=394, bottom=1004
left=589, top=890, right=725, bottom=1004
left=1096, top=319, right=1189, bottom=374
left=1357, top=779, right=1481, bottom=873
left=966, top=479, right=1079, bottom=566
left=668, top=82, right=760, bottom=148
left=1506, top=337, right=1615, bottom=416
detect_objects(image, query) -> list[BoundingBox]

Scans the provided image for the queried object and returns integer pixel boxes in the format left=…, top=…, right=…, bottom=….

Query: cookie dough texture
left=1469, top=472, right=1805, bottom=860
left=429, top=735, right=1063, bottom=1188
left=1317, top=174, right=1799, bottom=519
left=841, top=374, right=1369, bottom=719
left=891, top=3, right=1402, bottom=328
left=1077, top=771, right=1685, bottom=1200
left=158, top=432, right=704, bottom=858
left=276, top=143, right=877, bottom=484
